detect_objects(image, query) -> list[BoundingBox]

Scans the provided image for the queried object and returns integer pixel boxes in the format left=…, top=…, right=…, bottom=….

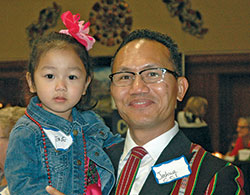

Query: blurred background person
left=177, top=96, right=213, bottom=152
left=0, top=106, right=26, bottom=194
left=229, top=116, right=250, bottom=156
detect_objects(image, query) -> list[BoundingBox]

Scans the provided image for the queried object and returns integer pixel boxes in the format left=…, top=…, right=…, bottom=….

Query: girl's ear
left=177, top=77, right=189, bottom=102
left=26, top=72, right=36, bottom=93
left=82, top=76, right=91, bottom=95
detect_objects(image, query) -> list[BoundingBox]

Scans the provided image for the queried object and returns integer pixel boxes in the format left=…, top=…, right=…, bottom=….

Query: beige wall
left=0, top=0, right=249, bottom=61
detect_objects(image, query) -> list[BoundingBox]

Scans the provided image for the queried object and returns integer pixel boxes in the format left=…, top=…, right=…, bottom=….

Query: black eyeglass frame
left=109, top=67, right=179, bottom=86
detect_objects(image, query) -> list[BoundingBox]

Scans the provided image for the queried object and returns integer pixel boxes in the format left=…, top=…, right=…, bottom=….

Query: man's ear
left=82, top=76, right=91, bottom=95
left=26, top=72, right=36, bottom=93
left=177, top=77, right=189, bottom=101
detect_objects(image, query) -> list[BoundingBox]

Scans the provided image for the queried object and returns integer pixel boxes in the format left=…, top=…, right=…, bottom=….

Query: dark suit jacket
left=180, top=126, right=214, bottom=152
left=106, top=131, right=245, bottom=195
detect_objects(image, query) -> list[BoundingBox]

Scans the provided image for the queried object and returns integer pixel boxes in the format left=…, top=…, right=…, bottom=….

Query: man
left=47, top=29, right=245, bottom=194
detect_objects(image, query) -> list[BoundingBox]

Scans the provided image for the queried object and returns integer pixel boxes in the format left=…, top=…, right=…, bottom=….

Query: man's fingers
left=46, top=186, right=65, bottom=195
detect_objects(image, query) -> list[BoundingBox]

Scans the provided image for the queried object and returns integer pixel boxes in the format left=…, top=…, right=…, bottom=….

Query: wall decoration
left=26, top=2, right=61, bottom=47
left=162, top=0, right=208, bottom=38
left=89, top=0, right=133, bottom=47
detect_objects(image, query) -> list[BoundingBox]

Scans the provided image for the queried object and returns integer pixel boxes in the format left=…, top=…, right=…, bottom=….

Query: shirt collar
left=121, top=121, right=179, bottom=161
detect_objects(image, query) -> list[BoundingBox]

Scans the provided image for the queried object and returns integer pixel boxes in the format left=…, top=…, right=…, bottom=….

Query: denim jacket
left=5, top=96, right=122, bottom=195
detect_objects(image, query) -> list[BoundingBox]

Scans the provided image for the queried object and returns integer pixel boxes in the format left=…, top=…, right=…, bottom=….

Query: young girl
left=5, top=11, right=122, bottom=195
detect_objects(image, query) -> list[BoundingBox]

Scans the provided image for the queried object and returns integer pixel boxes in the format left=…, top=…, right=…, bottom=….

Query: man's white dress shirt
left=117, top=122, right=179, bottom=194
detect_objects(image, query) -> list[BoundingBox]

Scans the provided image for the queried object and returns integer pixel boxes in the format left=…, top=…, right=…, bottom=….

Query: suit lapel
left=106, top=141, right=125, bottom=174
left=105, top=141, right=125, bottom=195
left=107, top=131, right=194, bottom=195
left=139, top=131, right=193, bottom=195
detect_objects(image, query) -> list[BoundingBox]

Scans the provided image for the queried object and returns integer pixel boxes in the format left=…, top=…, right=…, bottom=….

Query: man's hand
left=46, top=186, right=66, bottom=195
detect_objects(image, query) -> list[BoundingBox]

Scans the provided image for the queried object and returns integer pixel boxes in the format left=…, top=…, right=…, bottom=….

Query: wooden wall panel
left=185, top=53, right=250, bottom=153
left=0, top=61, right=27, bottom=107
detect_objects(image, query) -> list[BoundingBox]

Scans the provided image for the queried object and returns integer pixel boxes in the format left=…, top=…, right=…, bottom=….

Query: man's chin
left=126, top=117, right=154, bottom=129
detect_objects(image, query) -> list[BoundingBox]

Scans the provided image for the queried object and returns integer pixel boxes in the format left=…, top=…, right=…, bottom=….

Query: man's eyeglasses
left=109, top=67, right=179, bottom=87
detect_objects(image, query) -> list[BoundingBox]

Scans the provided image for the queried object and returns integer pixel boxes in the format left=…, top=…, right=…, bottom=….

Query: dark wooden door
left=185, top=53, right=250, bottom=153
left=219, top=74, right=250, bottom=153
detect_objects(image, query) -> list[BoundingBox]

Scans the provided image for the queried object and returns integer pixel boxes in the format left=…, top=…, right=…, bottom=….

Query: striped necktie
left=115, top=146, right=148, bottom=195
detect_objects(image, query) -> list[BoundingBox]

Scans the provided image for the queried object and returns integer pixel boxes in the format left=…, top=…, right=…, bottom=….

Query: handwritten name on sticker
left=55, top=136, right=67, bottom=143
left=152, top=155, right=191, bottom=184
left=43, top=128, right=73, bottom=150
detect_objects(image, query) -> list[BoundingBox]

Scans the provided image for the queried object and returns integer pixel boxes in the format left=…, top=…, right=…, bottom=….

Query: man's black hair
left=111, top=29, right=183, bottom=75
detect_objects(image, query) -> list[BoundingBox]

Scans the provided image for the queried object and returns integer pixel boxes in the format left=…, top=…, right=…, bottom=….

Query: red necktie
left=115, top=146, right=148, bottom=195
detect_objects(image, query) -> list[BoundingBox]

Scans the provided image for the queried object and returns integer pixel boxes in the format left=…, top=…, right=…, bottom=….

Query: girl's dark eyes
left=69, top=75, right=77, bottom=80
left=44, top=74, right=78, bottom=80
left=45, top=74, right=54, bottom=79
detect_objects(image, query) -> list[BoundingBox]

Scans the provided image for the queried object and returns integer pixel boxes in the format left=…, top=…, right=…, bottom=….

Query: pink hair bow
left=59, top=11, right=95, bottom=51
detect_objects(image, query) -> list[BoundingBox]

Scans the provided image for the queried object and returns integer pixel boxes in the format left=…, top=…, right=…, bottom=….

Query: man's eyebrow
left=142, top=64, right=160, bottom=68
left=116, top=67, right=131, bottom=72
left=116, top=64, right=159, bottom=72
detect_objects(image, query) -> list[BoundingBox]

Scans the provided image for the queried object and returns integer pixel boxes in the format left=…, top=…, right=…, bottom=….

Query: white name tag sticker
left=152, top=155, right=191, bottom=184
left=43, top=128, right=73, bottom=151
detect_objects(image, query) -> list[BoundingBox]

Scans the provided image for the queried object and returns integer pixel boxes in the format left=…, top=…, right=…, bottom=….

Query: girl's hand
left=46, top=186, right=66, bottom=195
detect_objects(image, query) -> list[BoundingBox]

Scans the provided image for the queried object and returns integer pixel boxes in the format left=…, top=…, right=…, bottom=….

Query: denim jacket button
left=95, top=152, right=99, bottom=156
left=77, top=160, right=82, bottom=165
left=73, top=130, right=78, bottom=136
left=99, top=131, right=105, bottom=136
